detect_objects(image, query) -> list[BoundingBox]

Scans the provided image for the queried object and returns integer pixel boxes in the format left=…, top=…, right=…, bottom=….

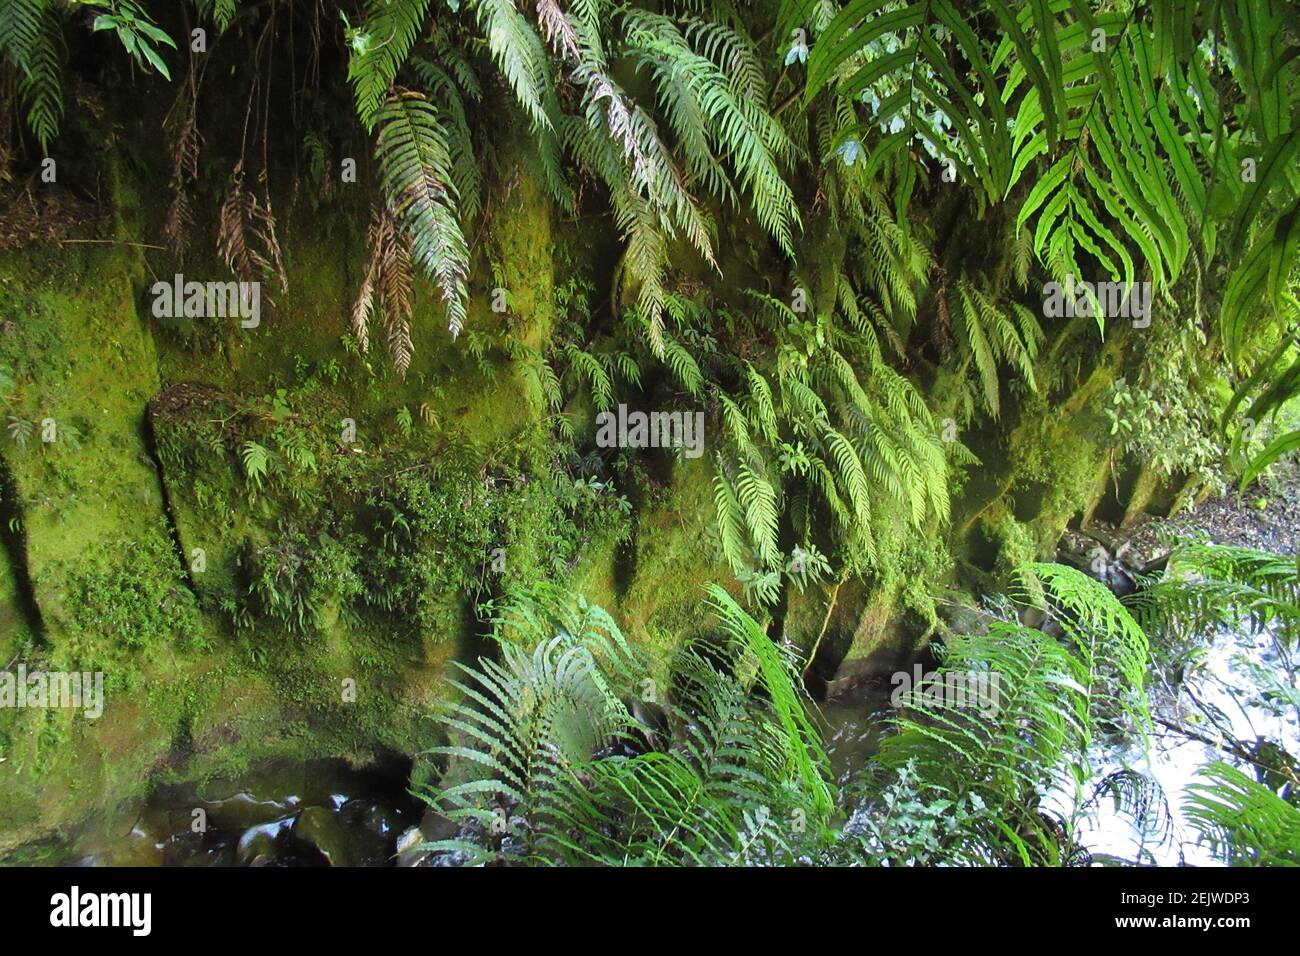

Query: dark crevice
left=139, top=400, right=201, bottom=596
left=0, top=457, right=46, bottom=646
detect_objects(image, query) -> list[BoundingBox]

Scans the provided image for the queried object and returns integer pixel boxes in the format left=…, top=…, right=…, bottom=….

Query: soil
left=1122, top=461, right=1300, bottom=561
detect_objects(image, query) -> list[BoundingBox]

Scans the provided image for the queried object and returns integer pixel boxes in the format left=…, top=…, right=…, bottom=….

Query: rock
left=396, top=826, right=423, bottom=854
left=236, top=819, right=292, bottom=866
left=292, top=806, right=352, bottom=867
left=825, top=646, right=910, bottom=700
left=939, top=602, right=996, bottom=637
left=394, top=825, right=429, bottom=867
left=420, top=808, right=459, bottom=843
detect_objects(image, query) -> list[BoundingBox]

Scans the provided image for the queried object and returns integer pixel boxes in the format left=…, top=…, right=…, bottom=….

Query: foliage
left=870, top=563, right=1150, bottom=864
left=241, top=524, right=364, bottom=633
left=1184, top=761, right=1300, bottom=866
left=1130, top=543, right=1300, bottom=646
left=1, top=0, right=1298, bottom=866
left=1130, top=542, right=1300, bottom=865
left=2, top=0, right=1295, bottom=601
left=57, top=518, right=203, bottom=650
left=83, top=0, right=176, bottom=79
left=371, top=90, right=470, bottom=344
left=419, top=584, right=835, bottom=865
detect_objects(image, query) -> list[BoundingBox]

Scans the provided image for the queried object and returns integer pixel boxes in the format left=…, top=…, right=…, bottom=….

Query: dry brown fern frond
left=352, top=204, right=416, bottom=376
left=933, top=275, right=954, bottom=363
left=217, top=162, right=288, bottom=293
left=380, top=218, right=414, bottom=375
left=161, top=105, right=202, bottom=256
left=351, top=232, right=380, bottom=355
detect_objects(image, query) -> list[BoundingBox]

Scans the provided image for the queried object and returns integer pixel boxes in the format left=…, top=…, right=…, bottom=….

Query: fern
left=410, top=55, right=483, bottom=222
left=419, top=585, right=834, bottom=865
left=1130, top=543, right=1300, bottom=646
left=346, top=0, right=434, bottom=129
left=217, top=167, right=288, bottom=292
left=808, top=0, right=1298, bottom=350
left=353, top=204, right=416, bottom=375
left=624, top=10, right=799, bottom=257
left=194, top=0, right=239, bottom=33
left=949, top=280, right=1040, bottom=418
left=473, top=0, right=558, bottom=133
left=240, top=440, right=271, bottom=492
left=875, top=563, right=1151, bottom=864
left=1184, top=761, right=1300, bottom=866
left=373, top=90, right=471, bottom=339
left=2, top=0, right=63, bottom=152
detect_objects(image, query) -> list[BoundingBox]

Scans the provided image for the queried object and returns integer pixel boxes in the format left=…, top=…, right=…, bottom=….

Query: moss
left=0, top=549, right=29, bottom=663
left=0, top=244, right=166, bottom=635
left=602, top=454, right=733, bottom=680
left=0, top=88, right=1168, bottom=861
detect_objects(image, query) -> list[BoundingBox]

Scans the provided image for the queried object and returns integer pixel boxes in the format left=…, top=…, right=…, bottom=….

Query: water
left=1062, top=621, right=1298, bottom=866
left=815, top=679, right=895, bottom=804
left=52, top=617, right=1297, bottom=866
left=56, top=757, right=422, bottom=866
left=818, top=619, right=1297, bottom=865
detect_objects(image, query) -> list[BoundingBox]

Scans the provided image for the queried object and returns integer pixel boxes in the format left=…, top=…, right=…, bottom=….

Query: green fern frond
left=373, top=90, right=471, bottom=339
left=1184, top=762, right=1300, bottom=866
left=347, top=0, right=433, bottom=129
left=473, top=0, right=557, bottom=132
left=6, top=0, right=63, bottom=151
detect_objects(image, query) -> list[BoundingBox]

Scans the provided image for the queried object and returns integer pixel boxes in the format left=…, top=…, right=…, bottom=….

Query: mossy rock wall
left=0, top=121, right=1168, bottom=859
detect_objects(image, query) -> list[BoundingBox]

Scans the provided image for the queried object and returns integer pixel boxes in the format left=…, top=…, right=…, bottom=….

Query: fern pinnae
left=347, top=0, right=435, bottom=128
left=373, top=90, right=471, bottom=340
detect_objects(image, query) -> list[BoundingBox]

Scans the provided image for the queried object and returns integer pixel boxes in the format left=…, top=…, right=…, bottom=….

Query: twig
left=55, top=238, right=165, bottom=250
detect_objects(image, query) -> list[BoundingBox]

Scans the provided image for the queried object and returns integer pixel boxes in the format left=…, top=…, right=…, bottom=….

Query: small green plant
left=6, top=415, right=32, bottom=449
left=240, top=440, right=272, bottom=492
left=82, top=0, right=176, bottom=79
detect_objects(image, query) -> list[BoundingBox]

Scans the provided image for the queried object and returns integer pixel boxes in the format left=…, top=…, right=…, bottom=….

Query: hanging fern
left=346, top=0, right=434, bottom=129
left=372, top=90, right=471, bottom=340
left=352, top=204, right=416, bottom=375
left=2, top=0, right=63, bottom=152
left=624, top=9, right=799, bottom=257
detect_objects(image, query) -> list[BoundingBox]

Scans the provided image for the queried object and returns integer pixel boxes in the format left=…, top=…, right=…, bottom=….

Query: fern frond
left=1184, top=762, right=1300, bottom=866
left=373, top=90, right=471, bottom=339
left=347, top=0, right=433, bottom=129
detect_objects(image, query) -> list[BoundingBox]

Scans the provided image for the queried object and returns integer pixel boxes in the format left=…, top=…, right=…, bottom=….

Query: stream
left=56, top=757, right=424, bottom=867
left=1062, top=619, right=1298, bottom=866
left=52, top=613, right=1294, bottom=867
left=814, top=615, right=1297, bottom=866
